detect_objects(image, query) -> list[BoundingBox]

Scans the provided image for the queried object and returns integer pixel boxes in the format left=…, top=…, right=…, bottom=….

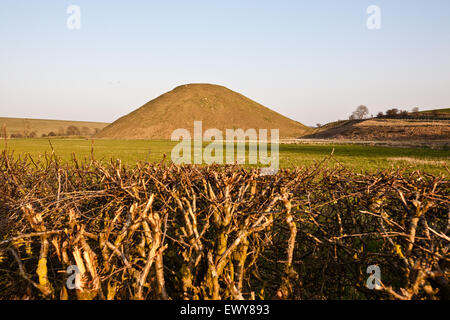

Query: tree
left=22, top=120, right=30, bottom=138
left=81, top=126, right=91, bottom=136
left=11, top=133, right=23, bottom=138
left=386, top=108, right=399, bottom=117
left=66, top=125, right=81, bottom=136
left=431, top=110, right=439, bottom=118
left=0, top=126, right=7, bottom=138
left=351, top=105, right=369, bottom=120
left=376, top=112, right=384, bottom=118
left=398, top=110, right=408, bottom=117
left=316, top=123, right=322, bottom=128
left=48, top=131, right=56, bottom=137
left=412, top=107, right=419, bottom=113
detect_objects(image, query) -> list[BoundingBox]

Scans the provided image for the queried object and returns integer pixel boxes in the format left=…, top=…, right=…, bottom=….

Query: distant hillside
left=303, top=119, right=450, bottom=141
left=420, top=108, right=450, bottom=114
left=96, top=84, right=312, bottom=139
left=0, top=117, right=109, bottom=138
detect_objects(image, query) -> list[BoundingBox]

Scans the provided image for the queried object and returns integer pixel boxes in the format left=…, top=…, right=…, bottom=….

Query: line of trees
left=376, top=107, right=419, bottom=118
left=41, top=126, right=101, bottom=138
left=5, top=126, right=101, bottom=139
left=349, top=106, right=448, bottom=121
left=10, top=131, right=37, bottom=138
left=376, top=107, right=450, bottom=119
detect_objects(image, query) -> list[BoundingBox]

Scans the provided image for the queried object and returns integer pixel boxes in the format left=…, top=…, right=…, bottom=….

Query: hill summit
left=96, top=84, right=311, bottom=139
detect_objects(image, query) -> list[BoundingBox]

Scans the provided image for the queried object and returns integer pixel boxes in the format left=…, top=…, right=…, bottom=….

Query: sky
left=0, top=0, right=449, bottom=126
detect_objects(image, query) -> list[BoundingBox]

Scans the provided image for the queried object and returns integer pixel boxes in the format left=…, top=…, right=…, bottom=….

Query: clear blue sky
left=1, top=0, right=449, bottom=126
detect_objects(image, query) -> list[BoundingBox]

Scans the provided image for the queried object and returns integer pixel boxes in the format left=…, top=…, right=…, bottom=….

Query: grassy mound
left=95, top=84, right=311, bottom=139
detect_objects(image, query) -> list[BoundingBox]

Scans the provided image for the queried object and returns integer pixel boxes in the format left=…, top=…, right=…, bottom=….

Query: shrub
left=66, top=125, right=81, bottom=136
left=80, top=127, right=91, bottom=136
left=386, top=108, right=399, bottom=117
left=0, top=153, right=448, bottom=300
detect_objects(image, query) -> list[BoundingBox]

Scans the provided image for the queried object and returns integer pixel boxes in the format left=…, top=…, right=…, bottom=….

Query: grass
left=1, top=138, right=448, bottom=174
left=279, top=143, right=448, bottom=173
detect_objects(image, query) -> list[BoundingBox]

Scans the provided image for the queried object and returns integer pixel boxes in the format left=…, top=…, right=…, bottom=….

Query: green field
left=1, top=138, right=448, bottom=174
